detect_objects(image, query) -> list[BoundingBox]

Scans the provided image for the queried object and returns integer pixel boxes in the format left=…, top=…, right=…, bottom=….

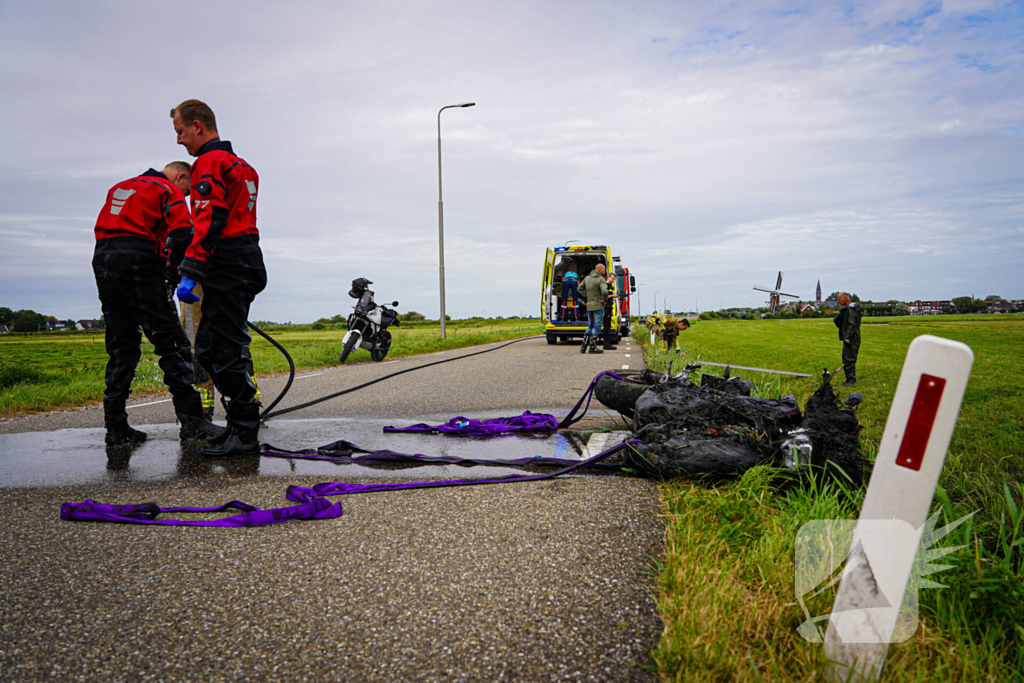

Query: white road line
left=126, top=398, right=173, bottom=410
left=622, top=365, right=629, bottom=369
left=380, top=360, right=398, bottom=365
left=625, top=354, right=631, bottom=358
left=296, top=372, right=325, bottom=379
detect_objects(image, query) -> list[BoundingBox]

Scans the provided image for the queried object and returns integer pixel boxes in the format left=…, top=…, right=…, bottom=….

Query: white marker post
left=824, top=335, right=974, bottom=682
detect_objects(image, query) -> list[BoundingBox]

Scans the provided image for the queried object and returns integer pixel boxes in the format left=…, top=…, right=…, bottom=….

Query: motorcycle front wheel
left=370, top=330, right=392, bottom=362
left=338, top=332, right=359, bottom=364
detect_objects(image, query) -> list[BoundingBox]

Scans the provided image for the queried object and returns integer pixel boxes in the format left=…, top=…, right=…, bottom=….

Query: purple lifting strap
left=284, top=439, right=639, bottom=500
left=260, top=439, right=622, bottom=470
left=382, top=370, right=622, bottom=436
left=61, top=371, right=632, bottom=527
left=61, top=490, right=343, bottom=527
left=62, top=440, right=639, bottom=527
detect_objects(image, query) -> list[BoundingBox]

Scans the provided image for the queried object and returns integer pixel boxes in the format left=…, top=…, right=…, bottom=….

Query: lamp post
left=635, top=284, right=645, bottom=323
left=654, top=291, right=660, bottom=315
left=437, top=102, right=475, bottom=339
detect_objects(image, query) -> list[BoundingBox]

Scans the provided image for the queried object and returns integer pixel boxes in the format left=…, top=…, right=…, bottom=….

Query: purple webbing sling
left=382, top=370, right=622, bottom=436
left=60, top=490, right=343, bottom=527
left=260, top=440, right=621, bottom=469
left=62, top=440, right=638, bottom=527
left=61, top=370, right=633, bottom=527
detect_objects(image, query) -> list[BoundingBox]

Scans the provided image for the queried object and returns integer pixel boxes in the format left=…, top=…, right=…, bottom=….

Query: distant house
left=76, top=319, right=102, bottom=331
left=908, top=300, right=951, bottom=315
left=0, top=324, right=9, bottom=334
left=47, top=320, right=68, bottom=331
left=987, top=299, right=1015, bottom=314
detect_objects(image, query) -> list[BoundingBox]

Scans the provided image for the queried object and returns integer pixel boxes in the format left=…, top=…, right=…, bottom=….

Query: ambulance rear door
left=541, top=248, right=554, bottom=323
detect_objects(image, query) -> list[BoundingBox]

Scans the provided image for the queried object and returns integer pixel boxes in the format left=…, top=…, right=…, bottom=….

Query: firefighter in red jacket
left=171, top=99, right=267, bottom=457
left=93, top=163, right=225, bottom=446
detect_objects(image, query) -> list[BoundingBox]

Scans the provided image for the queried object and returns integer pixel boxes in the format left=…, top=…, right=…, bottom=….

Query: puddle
left=0, top=417, right=631, bottom=488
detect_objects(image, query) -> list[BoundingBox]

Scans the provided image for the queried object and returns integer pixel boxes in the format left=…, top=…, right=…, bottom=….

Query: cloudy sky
left=1, top=0, right=1021, bottom=322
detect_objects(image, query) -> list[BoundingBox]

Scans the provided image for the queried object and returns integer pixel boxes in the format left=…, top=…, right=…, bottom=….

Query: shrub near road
left=0, top=319, right=543, bottom=418
left=640, top=315, right=1024, bottom=681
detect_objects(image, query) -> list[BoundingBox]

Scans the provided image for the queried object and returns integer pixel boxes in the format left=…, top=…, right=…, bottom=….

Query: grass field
left=638, top=314, right=1024, bottom=681
left=0, top=319, right=543, bottom=417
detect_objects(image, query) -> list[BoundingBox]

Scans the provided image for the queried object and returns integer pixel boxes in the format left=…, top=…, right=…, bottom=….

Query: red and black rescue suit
left=92, top=169, right=199, bottom=431
left=178, top=139, right=267, bottom=437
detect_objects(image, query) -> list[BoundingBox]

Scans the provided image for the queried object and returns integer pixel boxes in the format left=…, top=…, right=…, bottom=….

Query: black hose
left=261, top=334, right=543, bottom=420
left=247, top=322, right=295, bottom=419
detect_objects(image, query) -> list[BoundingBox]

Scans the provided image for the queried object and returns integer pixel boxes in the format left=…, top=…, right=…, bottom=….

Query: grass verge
left=637, top=316, right=1024, bottom=680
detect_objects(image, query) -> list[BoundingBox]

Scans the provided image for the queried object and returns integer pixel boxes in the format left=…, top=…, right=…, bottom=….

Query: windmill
left=754, top=271, right=799, bottom=314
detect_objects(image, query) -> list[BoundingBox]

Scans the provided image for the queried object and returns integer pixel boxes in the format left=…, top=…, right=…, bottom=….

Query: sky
left=1, top=0, right=1021, bottom=322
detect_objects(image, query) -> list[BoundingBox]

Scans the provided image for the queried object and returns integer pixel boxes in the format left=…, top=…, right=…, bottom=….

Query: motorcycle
left=338, top=278, right=401, bottom=363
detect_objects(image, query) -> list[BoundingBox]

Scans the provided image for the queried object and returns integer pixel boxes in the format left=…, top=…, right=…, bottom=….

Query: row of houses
left=781, top=299, right=1022, bottom=316
left=0, top=319, right=102, bottom=334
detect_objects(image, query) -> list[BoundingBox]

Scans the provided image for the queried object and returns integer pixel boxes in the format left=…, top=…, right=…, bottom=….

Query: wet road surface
left=0, top=334, right=662, bottom=682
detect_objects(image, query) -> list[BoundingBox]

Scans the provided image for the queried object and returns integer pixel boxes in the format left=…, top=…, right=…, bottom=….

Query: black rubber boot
left=201, top=400, right=261, bottom=457
left=174, top=393, right=228, bottom=442
left=588, top=336, right=604, bottom=354
left=579, top=335, right=590, bottom=354
left=601, top=335, right=617, bottom=351
left=103, top=398, right=147, bottom=446
left=843, top=364, right=857, bottom=386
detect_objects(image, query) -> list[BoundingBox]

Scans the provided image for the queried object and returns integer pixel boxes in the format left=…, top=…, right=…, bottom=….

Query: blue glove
left=176, top=276, right=200, bottom=304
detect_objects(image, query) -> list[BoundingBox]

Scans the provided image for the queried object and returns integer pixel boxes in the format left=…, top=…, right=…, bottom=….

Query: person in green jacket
left=833, top=292, right=862, bottom=386
left=580, top=265, right=609, bottom=354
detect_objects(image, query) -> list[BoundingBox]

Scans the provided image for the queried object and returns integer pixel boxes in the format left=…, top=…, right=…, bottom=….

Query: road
left=0, top=335, right=663, bottom=682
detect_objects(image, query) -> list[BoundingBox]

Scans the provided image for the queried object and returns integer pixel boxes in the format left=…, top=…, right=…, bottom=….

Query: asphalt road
left=1, top=335, right=643, bottom=432
left=0, top=334, right=663, bottom=682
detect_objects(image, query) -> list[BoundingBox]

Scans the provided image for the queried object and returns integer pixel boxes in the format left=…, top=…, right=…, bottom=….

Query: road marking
left=126, top=398, right=172, bottom=410
left=380, top=360, right=398, bottom=365
left=622, top=365, right=629, bottom=369
left=296, top=372, right=325, bottom=379
left=625, top=354, right=631, bottom=358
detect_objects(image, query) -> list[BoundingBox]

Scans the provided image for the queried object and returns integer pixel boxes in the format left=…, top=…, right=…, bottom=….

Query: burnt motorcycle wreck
left=595, top=365, right=867, bottom=485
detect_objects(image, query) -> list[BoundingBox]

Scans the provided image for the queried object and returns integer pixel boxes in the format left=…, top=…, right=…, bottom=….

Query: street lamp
left=635, top=283, right=645, bottom=322
left=654, top=291, right=660, bottom=315
left=437, top=102, right=476, bottom=339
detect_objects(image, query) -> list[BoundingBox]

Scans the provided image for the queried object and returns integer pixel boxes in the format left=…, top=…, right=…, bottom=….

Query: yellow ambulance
left=540, top=244, right=633, bottom=345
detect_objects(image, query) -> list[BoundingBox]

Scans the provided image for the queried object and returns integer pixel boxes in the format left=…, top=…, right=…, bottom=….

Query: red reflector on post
left=895, top=374, right=946, bottom=471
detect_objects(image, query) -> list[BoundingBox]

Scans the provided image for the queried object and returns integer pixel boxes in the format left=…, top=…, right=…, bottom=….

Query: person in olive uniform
left=580, top=264, right=609, bottom=354
left=662, top=315, right=689, bottom=353
left=834, top=292, right=862, bottom=386
left=645, top=311, right=665, bottom=345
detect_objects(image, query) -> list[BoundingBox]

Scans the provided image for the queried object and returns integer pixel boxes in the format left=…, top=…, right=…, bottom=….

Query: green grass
left=0, top=320, right=543, bottom=417
left=638, top=315, right=1024, bottom=680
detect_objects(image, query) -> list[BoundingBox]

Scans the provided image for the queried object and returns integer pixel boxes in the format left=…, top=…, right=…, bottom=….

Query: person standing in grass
left=834, top=292, right=862, bottom=386
left=580, top=264, right=609, bottom=354
left=92, top=162, right=226, bottom=446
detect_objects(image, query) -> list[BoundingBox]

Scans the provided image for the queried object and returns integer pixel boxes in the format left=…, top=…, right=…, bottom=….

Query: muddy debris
left=596, top=369, right=867, bottom=485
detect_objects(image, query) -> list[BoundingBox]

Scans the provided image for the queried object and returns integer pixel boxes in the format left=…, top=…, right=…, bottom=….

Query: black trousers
left=842, top=337, right=860, bottom=380
left=93, top=239, right=196, bottom=405
left=602, top=302, right=614, bottom=339
left=195, top=243, right=267, bottom=404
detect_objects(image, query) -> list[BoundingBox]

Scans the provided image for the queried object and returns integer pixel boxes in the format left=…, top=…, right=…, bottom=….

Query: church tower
left=816, top=279, right=822, bottom=303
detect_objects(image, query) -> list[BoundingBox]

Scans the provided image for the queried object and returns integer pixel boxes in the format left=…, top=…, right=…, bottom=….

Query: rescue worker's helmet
left=349, top=278, right=373, bottom=299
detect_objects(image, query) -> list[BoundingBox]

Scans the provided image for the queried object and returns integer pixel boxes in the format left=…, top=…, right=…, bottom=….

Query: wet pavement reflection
left=0, top=417, right=630, bottom=488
